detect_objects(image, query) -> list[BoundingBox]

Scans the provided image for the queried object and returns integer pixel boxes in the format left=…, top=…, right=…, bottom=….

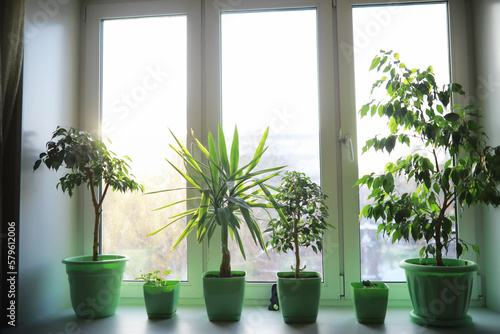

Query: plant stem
left=434, top=209, right=446, bottom=266
left=220, top=245, right=231, bottom=278
left=92, top=203, right=101, bottom=262
left=294, top=217, right=301, bottom=279
left=85, top=167, right=101, bottom=262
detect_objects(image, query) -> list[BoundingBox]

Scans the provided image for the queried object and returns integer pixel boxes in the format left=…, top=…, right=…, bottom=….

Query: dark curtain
left=1, top=0, right=25, bottom=329
left=1, top=0, right=25, bottom=145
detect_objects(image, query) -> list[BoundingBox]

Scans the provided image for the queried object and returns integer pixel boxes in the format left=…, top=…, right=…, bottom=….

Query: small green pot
left=143, top=281, right=180, bottom=319
left=400, top=258, right=479, bottom=327
left=202, top=271, right=246, bottom=321
left=62, top=255, right=128, bottom=318
left=351, top=282, right=389, bottom=324
left=277, top=271, right=321, bottom=323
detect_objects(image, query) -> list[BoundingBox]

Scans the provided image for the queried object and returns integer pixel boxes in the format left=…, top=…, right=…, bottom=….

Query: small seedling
left=362, top=280, right=378, bottom=288
left=136, top=270, right=172, bottom=287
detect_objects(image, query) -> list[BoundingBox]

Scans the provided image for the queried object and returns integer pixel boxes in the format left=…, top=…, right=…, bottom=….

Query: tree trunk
left=294, top=219, right=301, bottom=279
left=92, top=205, right=100, bottom=261
left=435, top=216, right=444, bottom=267
left=220, top=245, right=231, bottom=277
left=85, top=168, right=101, bottom=262
left=435, top=249, right=444, bottom=267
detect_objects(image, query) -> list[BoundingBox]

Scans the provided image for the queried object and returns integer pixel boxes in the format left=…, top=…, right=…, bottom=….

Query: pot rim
left=62, top=254, right=129, bottom=264
left=202, top=270, right=246, bottom=278
left=399, top=258, right=479, bottom=273
left=143, top=280, right=181, bottom=287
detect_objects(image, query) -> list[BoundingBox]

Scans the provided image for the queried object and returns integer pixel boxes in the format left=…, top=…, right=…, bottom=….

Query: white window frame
left=82, top=0, right=341, bottom=304
left=81, top=0, right=480, bottom=305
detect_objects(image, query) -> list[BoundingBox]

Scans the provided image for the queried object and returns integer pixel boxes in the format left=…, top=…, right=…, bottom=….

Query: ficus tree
left=148, top=124, right=284, bottom=278
left=265, top=171, right=331, bottom=278
left=355, top=51, right=500, bottom=266
left=34, top=126, right=144, bottom=261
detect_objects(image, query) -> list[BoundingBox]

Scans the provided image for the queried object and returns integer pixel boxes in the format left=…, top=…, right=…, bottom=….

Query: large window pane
left=101, top=16, right=188, bottom=281
left=221, top=9, right=322, bottom=281
left=353, top=3, right=454, bottom=281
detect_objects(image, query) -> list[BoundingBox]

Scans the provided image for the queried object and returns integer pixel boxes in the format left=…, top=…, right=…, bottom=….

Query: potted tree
left=34, top=126, right=144, bottom=318
left=148, top=124, right=284, bottom=321
left=356, top=51, right=500, bottom=326
left=136, top=270, right=180, bottom=319
left=265, top=170, right=331, bottom=323
left=350, top=280, right=389, bottom=324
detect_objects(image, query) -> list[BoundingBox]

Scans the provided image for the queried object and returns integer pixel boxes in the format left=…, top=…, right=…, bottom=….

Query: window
left=101, top=15, right=188, bottom=281
left=338, top=0, right=477, bottom=300
left=352, top=2, right=453, bottom=282
left=220, top=8, right=323, bottom=281
left=83, top=0, right=475, bottom=302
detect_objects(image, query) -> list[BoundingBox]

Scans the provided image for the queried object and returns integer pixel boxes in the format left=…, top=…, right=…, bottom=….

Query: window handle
left=339, top=129, right=354, bottom=161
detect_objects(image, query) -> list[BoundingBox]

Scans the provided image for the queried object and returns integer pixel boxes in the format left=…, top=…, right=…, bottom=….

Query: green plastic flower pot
left=277, top=271, right=321, bottom=323
left=202, top=271, right=246, bottom=321
left=62, top=255, right=129, bottom=318
left=351, top=282, right=389, bottom=324
left=400, top=258, right=479, bottom=327
left=143, top=280, right=180, bottom=319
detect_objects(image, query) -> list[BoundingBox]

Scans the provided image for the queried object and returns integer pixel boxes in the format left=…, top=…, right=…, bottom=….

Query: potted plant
left=356, top=51, right=500, bottom=326
left=148, top=124, right=284, bottom=321
left=265, top=170, right=331, bottom=323
left=34, top=126, right=144, bottom=318
left=350, top=280, right=389, bottom=324
left=136, top=270, right=180, bottom=319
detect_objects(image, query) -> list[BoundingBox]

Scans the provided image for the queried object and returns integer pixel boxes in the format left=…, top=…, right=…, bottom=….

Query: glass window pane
left=221, top=9, right=322, bottom=281
left=353, top=3, right=454, bottom=281
left=101, top=16, right=188, bottom=281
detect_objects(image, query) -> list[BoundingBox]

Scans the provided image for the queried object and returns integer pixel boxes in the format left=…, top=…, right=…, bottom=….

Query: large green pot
left=277, top=271, right=321, bottom=323
left=400, top=258, right=479, bottom=327
left=62, top=255, right=128, bottom=318
left=143, top=280, right=180, bottom=319
left=202, top=271, right=246, bottom=321
left=351, top=282, right=389, bottom=324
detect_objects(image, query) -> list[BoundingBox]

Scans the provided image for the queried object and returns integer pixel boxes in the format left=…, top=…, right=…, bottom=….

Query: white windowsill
left=4, top=305, right=499, bottom=334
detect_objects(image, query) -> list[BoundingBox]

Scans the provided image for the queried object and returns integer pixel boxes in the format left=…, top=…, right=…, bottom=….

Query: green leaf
left=230, top=126, right=239, bottom=175
left=360, top=104, right=370, bottom=117
left=33, top=159, right=42, bottom=171
left=166, top=160, right=202, bottom=191
left=385, top=136, right=396, bottom=153
left=208, top=132, right=220, bottom=192
left=246, top=127, right=269, bottom=173
left=218, top=124, right=230, bottom=173
left=436, top=104, right=444, bottom=114
left=370, top=57, right=381, bottom=70
left=383, top=172, right=394, bottom=193
left=457, top=243, right=464, bottom=258
left=444, top=113, right=460, bottom=122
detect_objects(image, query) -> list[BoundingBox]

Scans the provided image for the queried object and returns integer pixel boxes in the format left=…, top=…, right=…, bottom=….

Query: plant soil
left=279, top=274, right=320, bottom=279
left=204, top=273, right=245, bottom=278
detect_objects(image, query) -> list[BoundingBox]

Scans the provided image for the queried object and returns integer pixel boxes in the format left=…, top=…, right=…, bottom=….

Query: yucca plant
left=148, top=124, right=284, bottom=277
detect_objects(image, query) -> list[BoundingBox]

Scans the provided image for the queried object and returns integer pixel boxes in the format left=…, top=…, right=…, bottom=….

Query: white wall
left=19, top=0, right=81, bottom=324
left=472, top=0, right=500, bottom=313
